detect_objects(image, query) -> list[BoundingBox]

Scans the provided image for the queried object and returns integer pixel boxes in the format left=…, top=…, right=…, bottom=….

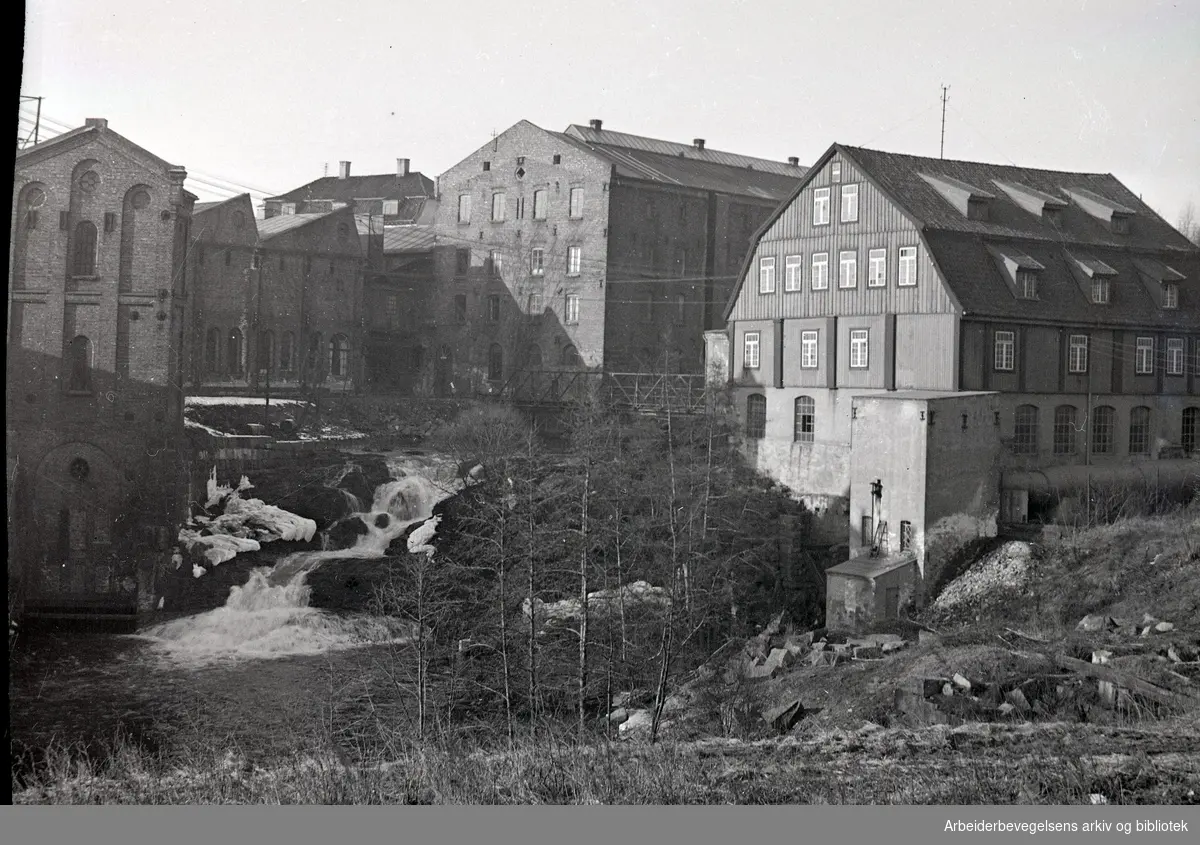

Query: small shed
left=825, top=551, right=918, bottom=632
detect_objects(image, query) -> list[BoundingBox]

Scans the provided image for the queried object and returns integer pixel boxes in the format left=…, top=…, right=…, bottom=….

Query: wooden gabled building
left=716, top=143, right=1199, bottom=549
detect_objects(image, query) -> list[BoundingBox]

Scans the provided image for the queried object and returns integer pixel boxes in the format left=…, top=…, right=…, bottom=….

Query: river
left=9, top=450, right=465, bottom=780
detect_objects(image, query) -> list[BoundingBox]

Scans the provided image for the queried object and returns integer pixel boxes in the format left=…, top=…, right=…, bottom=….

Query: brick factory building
left=8, top=118, right=196, bottom=618
left=427, top=119, right=807, bottom=395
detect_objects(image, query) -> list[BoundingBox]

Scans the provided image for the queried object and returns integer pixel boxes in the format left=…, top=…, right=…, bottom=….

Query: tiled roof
left=192, top=195, right=245, bottom=218
left=561, top=125, right=807, bottom=201
left=923, top=230, right=1197, bottom=327
left=841, top=145, right=1197, bottom=252
left=382, top=225, right=436, bottom=254
left=267, top=172, right=434, bottom=204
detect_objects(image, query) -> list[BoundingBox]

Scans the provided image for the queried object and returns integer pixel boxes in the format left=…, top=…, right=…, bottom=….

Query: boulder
left=918, top=629, right=943, bottom=647
left=881, top=641, right=908, bottom=655
left=952, top=673, right=973, bottom=692
left=853, top=646, right=884, bottom=660
left=998, top=702, right=1016, bottom=716
left=1076, top=614, right=1107, bottom=632
left=1004, top=687, right=1031, bottom=712
left=746, top=647, right=796, bottom=680
left=607, top=708, right=629, bottom=725
left=923, top=678, right=950, bottom=698
left=618, top=709, right=654, bottom=738
left=1155, top=621, right=1175, bottom=633
left=762, top=698, right=807, bottom=733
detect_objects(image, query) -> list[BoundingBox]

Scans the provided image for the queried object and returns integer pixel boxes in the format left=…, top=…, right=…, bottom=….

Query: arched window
left=1182, top=407, right=1198, bottom=455
left=72, top=220, right=98, bottom=276
left=525, top=343, right=543, bottom=369
left=488, top=343, right=504, bottom=381
left=793, top=396, right=815, bottom=443
left=1013, top=404, right=1039, bottom=455
left=746, top=393, right=766, bottom=439
left=329, top=334, right=350, bottom=378
left=279, top=332, right=294, bottom=372
left=1091, top=405, right=1115, bottom=455
left=205, top=327, right=220, bottom=373
left=1053, top=405, right=1078, bottom=455
left=561, top=344, right=580, bottom=367
left=226, top=328, right=244, bottom=376
left=1128, top=406, right=1151, bottom=455
left=257, top=330, right=275, bottom=373
left=66, top=335, right=93, bottom=392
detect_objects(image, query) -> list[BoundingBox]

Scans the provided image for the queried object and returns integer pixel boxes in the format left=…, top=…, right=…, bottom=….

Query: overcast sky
left=19, top=0, right=1200, bottom=224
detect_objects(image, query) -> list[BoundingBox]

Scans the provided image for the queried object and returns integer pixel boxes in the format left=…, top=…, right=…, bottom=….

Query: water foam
left=140, top=453, right=463, bottom=666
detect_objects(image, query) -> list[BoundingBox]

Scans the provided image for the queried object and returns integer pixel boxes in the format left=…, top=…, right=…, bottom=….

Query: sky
left=18, top=0, right=1200, bottom=224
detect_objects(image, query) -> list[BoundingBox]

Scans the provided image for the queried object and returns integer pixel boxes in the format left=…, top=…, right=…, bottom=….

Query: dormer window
left=920, top=172, right=994, bottom=221
left=1090, top=278, right=1109, bottom=304
left=1066, top=251, right=1117, bottom=306
left=1062, top=187, right=1136, bottom=234
left=1017, top=269, right=1038, bottom=300
left=987, top=243, right=1044, bottom=301
left=1132, top=257, right=1185, bottom=309
left=1044, top=207, right=1063, bottom=227
left=992, top=180, right=1067, bottom=224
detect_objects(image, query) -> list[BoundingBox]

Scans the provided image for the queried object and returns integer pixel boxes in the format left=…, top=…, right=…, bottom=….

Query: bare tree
left=1179, top=201, right=1200, bottom=246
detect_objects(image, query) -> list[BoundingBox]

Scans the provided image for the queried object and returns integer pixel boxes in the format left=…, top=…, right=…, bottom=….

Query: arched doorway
left=28, top=442, right=133, bottom=607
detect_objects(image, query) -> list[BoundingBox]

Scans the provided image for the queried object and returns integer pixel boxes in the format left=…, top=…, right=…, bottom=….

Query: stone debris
left=1076, top=614, right=1107, bottom=632
left=618, top=709, right=653, bottom=737
left=762, top=698, right=807, bottom=733
left=607, top=707, right=629, bottom=725
left=952, top=673, right=973, bottom=692
left=1155, top=621, right=1175, bottom=633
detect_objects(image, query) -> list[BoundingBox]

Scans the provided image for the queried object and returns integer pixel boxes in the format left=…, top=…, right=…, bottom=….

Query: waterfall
left=140, top=452, right=465, bottom=665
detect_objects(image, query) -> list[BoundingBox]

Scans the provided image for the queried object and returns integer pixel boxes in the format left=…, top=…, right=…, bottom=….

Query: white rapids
left=139, top=453, right=467, bottom=666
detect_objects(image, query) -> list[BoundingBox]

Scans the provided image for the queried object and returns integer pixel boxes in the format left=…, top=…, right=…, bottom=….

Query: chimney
left=788, top=156, right=800, bottom=166
left=338, top=161, right=351, bottom=179
left=84, top=118, right=108, bottom=129
left=693, top=138, right=706, bottom=151
left=589, top=118, right=603, bottom=131
left=397, top=158, right=411, bottom=177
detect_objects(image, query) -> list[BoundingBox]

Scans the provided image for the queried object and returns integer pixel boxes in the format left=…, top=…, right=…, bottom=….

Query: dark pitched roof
left=561, top=124, right=807, bottom=201
left=841, top=145, right=1196, bottom=252
left=267, top=172, right=434, bottom=204
left=192, top=194, right=247, bottom=218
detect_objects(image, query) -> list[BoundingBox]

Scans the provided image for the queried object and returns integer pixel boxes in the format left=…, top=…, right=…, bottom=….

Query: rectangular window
left=784, top=255, right=802, bottom=291
left=491, top=192, right=506, bottom=222
left=746, top=394, right=766, bottom=439
left=1135, top=337, right=1154, bottom=375
left=793, top=396, right=815, bottom=444
left=867, top=248, right=886, bottom=287
left=1053, top=406, right=1077, bottom=455
left=849, top=329, right=869, bottom=369
left=457, top=194, right=471, bottom=223
left=482, top=161, right=491, bottom=172
left=1091, top=278, right=1109, bottom=304
left=487, top=295, right=501, bottom=322
left=899, top=520, right=913, bottom=552
left=1163, top=283, right=1178, bottom=309
left=801, top=330, right=819, bottom=369
left=567, top=246, right=581, bottom=276
left=1167, top=338, right=1185, bottom=375
left=104, top=212, right=117, bottom=233
left=528, top=293, right=543, bottom=315
left=569, top=187, right=583, bottom=218
left=489, top=249, right=503, bottom=275
left=533, top=189, right=547, bottom=220
left=564, top=293, right=580, bottom=324
left=743, top=331, right=761, bottom=369
left=1013, top=405, right=1039, bottom=455
left=840, top=184, right=859, bottom=222
left=530, top=248, right=544, bottom=276
left=453, top=294, right=467, bottom=324
left=383, top=200, right=399, bottom=216
left=994, top=331, right=1015, bottom=371
left=758, top=256, right=776, bottom=294
left=1068, top=334, right=1088, bottom=373
left=455, top=249, right=470, bottom=275
left=811, top=253, right=829, bottom=290
left=1091, top=406, right=1115, bottom=455
left=838, top=251, right=857, bottom=289
left=831, top=162, right=842, bottom=183
left=1018, top=270, right=1038, bottom=299
left=1129, top=407, right=1151, bottom=455
left=516, top=197, right=525, bottom=220
left=813, top=188, right=830, bottom=225
left=897, top=246, right=917, bottom=286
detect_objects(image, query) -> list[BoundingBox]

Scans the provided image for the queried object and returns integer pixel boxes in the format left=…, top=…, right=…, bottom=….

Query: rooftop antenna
left=323, top=162, right=329, bottom=177
left=492, top=128, right=498, bottom=152
left=18, top=95, right=43, bottom=148
left=939, top=84, right=950, bottom=159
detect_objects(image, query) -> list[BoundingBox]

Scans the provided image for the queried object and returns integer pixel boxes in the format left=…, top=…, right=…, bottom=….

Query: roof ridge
left=841, top=144, right=1112, bottom=179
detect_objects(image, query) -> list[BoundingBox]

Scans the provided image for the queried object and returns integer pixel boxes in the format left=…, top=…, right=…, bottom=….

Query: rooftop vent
left=693, top=138, right=706, bottom=151
left=84, top=118, right=108, bottom=129
left=338, top=161, right=351, bottom=179
left=788, top=156, right=800, bottom=166
left=397, top=158, right=410, bottom=177
left=589, top=119, right=603, bottom=131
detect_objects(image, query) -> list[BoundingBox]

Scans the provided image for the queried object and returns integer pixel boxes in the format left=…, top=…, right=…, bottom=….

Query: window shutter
left=104, top=212, right=117, bottom=233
